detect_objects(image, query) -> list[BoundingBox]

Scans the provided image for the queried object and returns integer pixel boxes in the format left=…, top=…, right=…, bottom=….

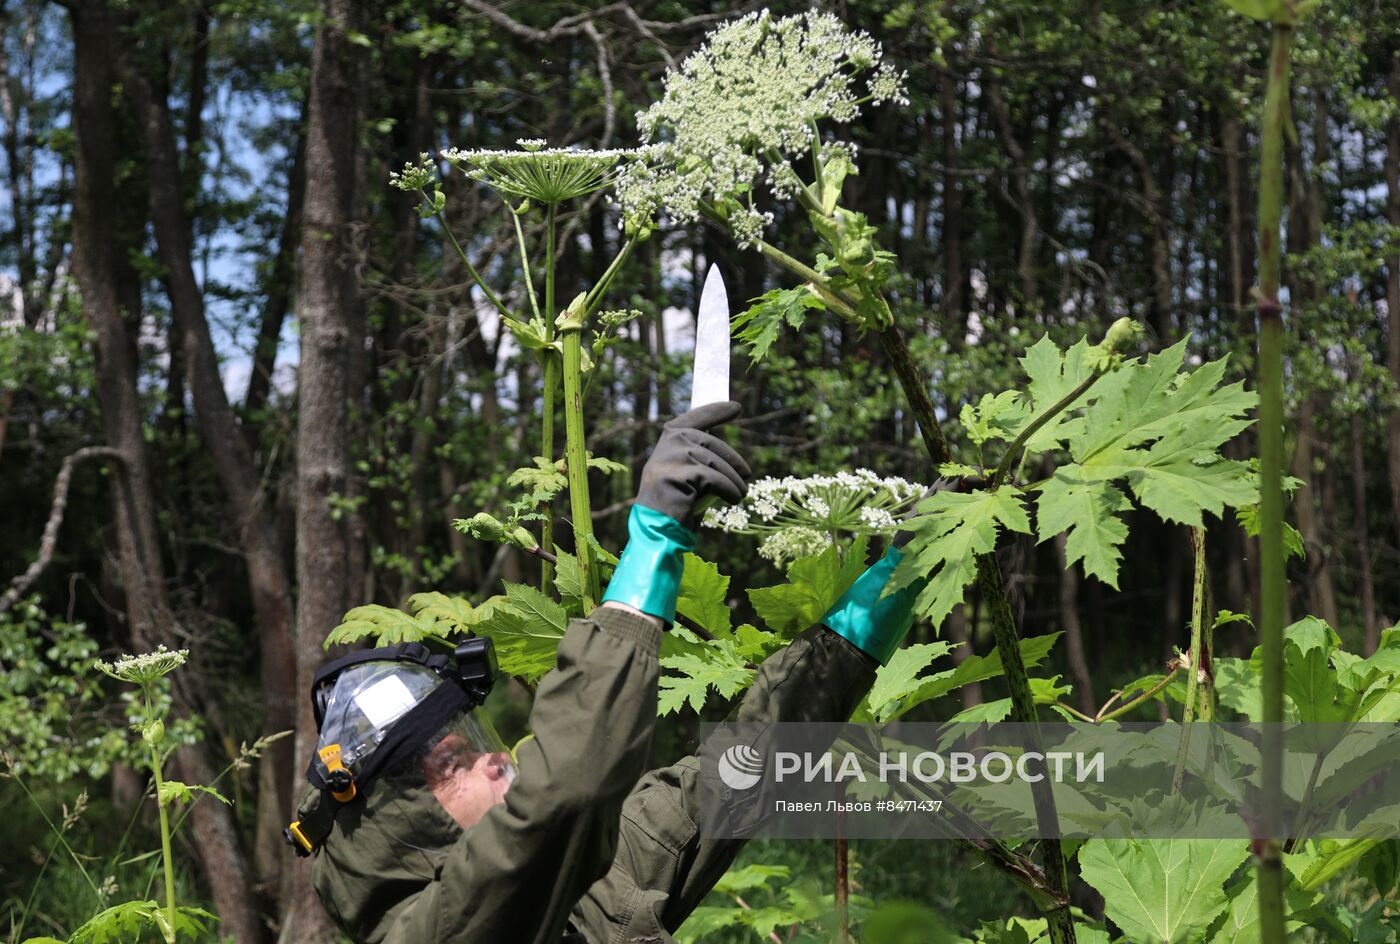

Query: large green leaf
left=1209, top=870, right=1315, bottom=942
left=462, top=592, right=565, bottom=683
left=676, top=554, right=732, bottom=638
left=1035, top=474, right=1130, bottom=586
left=1015, top=335, right=1103, bottom=454
left=732, top=285, right=826, bottom=362
left=658, top=644, right=754, bottom=715
left=888, top=488, right=1032, bottom=627
left=885, top=633, right=1062, bottom=721
left=862, top=641, right=958, bottom=721
left=324, top=603, right=443, bottom=648
left=1079, top=837, right=1249, bottom=943
left=748, top=535, right=868, bottom=638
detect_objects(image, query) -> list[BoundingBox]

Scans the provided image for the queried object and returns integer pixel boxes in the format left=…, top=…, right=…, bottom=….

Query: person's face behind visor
left=420, top=715, right=515, bottom=829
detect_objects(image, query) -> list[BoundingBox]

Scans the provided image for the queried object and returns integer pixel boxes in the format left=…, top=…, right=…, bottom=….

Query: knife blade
left=690, top=264, right=731, bottom=411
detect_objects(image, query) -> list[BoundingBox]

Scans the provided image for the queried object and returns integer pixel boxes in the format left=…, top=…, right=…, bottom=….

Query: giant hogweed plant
left=391, top=138, right=643, bottom=606
left=338, top=7, right=1399, bottom=943
left=9, top=647, right=289, bottom=944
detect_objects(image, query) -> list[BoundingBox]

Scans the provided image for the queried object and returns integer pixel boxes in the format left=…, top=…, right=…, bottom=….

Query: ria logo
left=717, top=744, right=764, bottom=790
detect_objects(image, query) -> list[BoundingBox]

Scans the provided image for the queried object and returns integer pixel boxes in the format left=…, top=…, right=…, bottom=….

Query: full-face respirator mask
left=284, top=638, right=512, bottom=856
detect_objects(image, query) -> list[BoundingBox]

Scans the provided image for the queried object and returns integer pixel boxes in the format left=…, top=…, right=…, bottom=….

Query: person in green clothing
left=291, top=401, right=929, bottom=944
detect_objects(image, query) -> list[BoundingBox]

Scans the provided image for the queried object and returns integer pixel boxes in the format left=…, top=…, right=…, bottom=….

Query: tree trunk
left=244, top=105, right=307, bottom=438
left=282, top=0, right=365, bottom=937
left=123, top=51, right=299, bottom=906
left=1385, top=61, right=1400, bottom=555
left=940, top=54, right=965, bottom=331
left=1290, top=395, right=1339, bottom=627
left=1351, top=404, right=1379, bottom=653
left=69, top=5, right=263, bottom=942
left=983, top=68, right=1036, bottom=314
left=1053, top=532, right=1096, bottom=715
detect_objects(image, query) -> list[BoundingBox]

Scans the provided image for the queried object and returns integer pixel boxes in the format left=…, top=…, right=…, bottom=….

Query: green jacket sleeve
left=375, top=606, right=662, bottom=944
left=569, top=624, right=876, bottom=942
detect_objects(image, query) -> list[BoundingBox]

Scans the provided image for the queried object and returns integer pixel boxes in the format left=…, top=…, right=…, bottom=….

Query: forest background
left=1, top=0, right=1399, bottom=941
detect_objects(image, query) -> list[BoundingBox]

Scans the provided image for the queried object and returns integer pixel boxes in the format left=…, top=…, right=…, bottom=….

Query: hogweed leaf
left=156, top=780, right=230, bottom=807
left=658, top=643, right=754, bottom=715
left=1016, top=335, right=1102, bottom=454
left=732, top=286, right=826, bottom=363
left=1078, top=837, right=1250, bottom=943
left=1034, top=474, right=1131, bottom=586
left=676, top=554, right=733, bottom=638
left=502, top=582, right=569, bottom=636
left=892, top=634, right=1061, bottom=720
left=324, top=604, right=441, bottom=647
left=959, top=390, right=1029, bottom=447
left=460, top=594, right=562, bottom=682
left=748, top=537, right=868, bottom=638
left=863, top=641, right=958, bottom=722
left=408, top=592, right=476, bottom=627
left=887, top=487, right=1032, bottom=627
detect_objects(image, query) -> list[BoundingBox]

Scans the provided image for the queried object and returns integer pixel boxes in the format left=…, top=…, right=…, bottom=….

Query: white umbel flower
left=704, top=468, right=924, bottom=566
left=617, top=10, right=907, bottom=240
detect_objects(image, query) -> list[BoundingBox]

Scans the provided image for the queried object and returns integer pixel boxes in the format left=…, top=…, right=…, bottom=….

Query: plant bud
left=1100, top=317, right=1144, bottom=355
left=463, top=513, right=506, bottom=543
left=143, top=719, right=165, bottom=746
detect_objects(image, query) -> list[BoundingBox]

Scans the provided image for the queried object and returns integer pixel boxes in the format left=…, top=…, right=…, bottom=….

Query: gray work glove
left=636, top=401, right=751, bottom=529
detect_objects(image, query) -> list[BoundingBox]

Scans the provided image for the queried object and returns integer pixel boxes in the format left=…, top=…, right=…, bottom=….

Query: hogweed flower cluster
left=616, top=10, right=908, bottom=245
left=704, top=469, right=924, bottom=565
left=95, top=646, right=189, bottom=687
left=442, top=139, right=641, bottom=206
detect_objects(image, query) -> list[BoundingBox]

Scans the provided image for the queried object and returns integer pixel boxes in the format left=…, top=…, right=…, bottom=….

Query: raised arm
left=366, top=403, right=750, bottom=944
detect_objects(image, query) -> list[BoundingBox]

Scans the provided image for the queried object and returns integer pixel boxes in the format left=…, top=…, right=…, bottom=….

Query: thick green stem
left=1174, top=527, right=1212, bottom=792
left=731, top=191, right=1073, bottom=942
left=540, top=204, right=559, bottom=595
left=1255, top=23, right=1292, bottom=944
left=145, top=692, right=177, bottom=942
left=559, top=301, right=599, bottom=609
left=540, top=356, right=557, bottom=595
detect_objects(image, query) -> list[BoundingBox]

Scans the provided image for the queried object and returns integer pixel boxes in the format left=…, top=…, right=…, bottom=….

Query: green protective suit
left=310, top=605, right=877, bottom=944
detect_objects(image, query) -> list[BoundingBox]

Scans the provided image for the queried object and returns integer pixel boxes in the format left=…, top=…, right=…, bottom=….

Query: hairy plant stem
left=1095, top=667, right=1182, bottom=723
left=558, top=300, right=600, bottom=609
left=991, top=372, right=1101, bottom=488
left=144, top=689, right=177, bottom=942
left=1174, top=527, right=1212, bottom=793
left=735, top=206, right=1074, bottom=944
left=541, top=203, right=559, bottom=595
left=1256, top=23, right=1293, bottom=944
left=423, top=190, right=509, bottom=319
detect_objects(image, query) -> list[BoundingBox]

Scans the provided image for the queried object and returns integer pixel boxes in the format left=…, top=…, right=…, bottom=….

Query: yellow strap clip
left=285, top=819, right=314, bottom=855
left=319, top=744, right=358, bottom=803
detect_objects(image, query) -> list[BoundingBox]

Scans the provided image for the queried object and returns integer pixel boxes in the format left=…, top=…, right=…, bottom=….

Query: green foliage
left=1078, top=837, right=1251, bottom=943
left=0, top=598, right=133, bottom=780
left=747, top=537, right=869, bottom=639
left=64, top=900, right=217, bottom=944
left=890, top=336, right=1258, bottom=628
left=859, top=634, right=1062, bottom=723
left=887, top=487, right=1032, bottom=626
left=155, top=781, right=230, bottom=807
left=733, top=287, right=827, bottom=363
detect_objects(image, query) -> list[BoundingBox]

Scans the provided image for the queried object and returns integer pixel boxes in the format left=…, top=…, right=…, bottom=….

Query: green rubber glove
left=602, top=402, right=750, bottom=623
left=821, top=478, right=965, bottom=664
left=820, top=545, right=926, bottom=665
